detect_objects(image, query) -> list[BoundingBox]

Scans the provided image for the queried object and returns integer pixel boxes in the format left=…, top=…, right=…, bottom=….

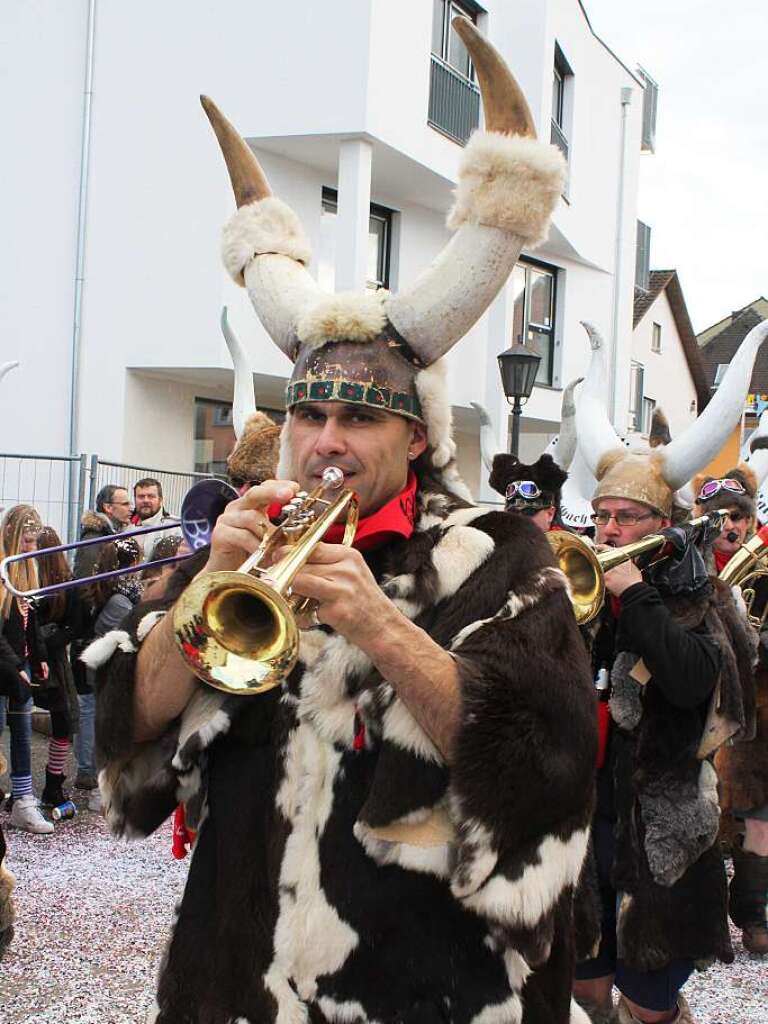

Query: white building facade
left=1, top=0, right=648, bottom=505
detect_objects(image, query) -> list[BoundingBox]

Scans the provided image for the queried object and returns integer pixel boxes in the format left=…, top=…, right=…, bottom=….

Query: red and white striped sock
left=46, top=737, right=70, bottom=776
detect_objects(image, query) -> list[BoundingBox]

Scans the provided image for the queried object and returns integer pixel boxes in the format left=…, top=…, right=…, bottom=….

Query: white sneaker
left=9, top=795, right=54, bottom=834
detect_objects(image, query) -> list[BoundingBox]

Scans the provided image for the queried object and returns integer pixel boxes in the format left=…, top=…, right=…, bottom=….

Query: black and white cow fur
left=90, top=478, right=596, bottom=1024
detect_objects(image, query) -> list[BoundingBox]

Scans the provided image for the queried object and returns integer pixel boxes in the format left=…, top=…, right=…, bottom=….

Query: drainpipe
left=67, top=0, right=96, bottom=541
left=609, top=86, right=633, bottom=424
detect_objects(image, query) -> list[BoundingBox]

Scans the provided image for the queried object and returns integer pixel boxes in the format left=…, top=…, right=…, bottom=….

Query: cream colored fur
left=415, top=360, right=455, bottom=469
left=447, top=132, right=566, bottom=248
left=222, top=197, right=312, bottom=286
left=296, top=291, right=388, bottom=349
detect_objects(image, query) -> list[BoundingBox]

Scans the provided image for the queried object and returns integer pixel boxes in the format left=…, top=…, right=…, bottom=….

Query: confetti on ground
left=1, top=733, right=765, bottom=1022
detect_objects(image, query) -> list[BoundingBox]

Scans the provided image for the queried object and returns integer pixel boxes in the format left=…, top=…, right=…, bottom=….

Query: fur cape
left=91, top=476, right=597, bottom=1024
left=716, top=573, right=768, bottom=813
left=588, top=581, right=756, bottom=972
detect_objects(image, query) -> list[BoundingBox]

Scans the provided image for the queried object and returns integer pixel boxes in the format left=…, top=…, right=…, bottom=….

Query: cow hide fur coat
left=91, top=477, right=597, bottom=1024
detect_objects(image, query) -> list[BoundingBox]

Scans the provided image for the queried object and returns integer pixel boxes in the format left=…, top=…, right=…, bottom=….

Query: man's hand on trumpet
left=203, top=480, right=299, bottom=575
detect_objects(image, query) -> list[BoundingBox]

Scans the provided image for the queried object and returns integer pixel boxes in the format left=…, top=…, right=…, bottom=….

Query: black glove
left=641, top=524, right=709, bottom=596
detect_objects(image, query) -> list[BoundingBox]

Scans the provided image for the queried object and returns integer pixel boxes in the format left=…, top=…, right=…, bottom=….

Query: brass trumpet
left=173, top=467, right=358, bottom=696
left=548, top=511, right=725, bottom=625
left=717, top=525, right=768, bottom=627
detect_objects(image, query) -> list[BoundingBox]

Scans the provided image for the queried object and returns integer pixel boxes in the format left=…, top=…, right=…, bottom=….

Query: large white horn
left=660, top=320, right=768, bottom=489
left=202, top=96, right=322, bottom=360
left=470, top=402, right=504, bottom=473
left=575, top=321, right=623, bottom=475
left=385, top=20, right=564, bottom=365
left=744, top=408, right=768, bottom=488
left=546, top=376, right=583, bottom=470
left=559, top=448, right=597, bottom=529
left=220, top=307, right=257, bottom=441
left=0, top=361, right=19, bottom=384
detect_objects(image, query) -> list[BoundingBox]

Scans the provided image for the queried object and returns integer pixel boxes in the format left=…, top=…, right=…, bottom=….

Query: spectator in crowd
left=131, top=478, right=179, bottom=561
left=0, top=505, right=52, bottom=834
left=73, top=485, right=131, bottom=579
left=78, top=536, right=143, bottom=808
left=34, top=527, right=90, bottom=807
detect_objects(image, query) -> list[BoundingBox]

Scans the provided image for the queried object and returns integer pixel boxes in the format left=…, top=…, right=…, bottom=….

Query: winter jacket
left=34, top=589, right=90, bottom=732
left=0, top=625, right=28, bottom=704
left=132, top=507, right=181, bottom=563
left=73, top=510, right=123, bottom=580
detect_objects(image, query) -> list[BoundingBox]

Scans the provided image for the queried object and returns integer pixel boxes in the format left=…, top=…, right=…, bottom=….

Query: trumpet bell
left=175, top=571, right=300, bottom=695
left=547, top=530, right=604, bottom=625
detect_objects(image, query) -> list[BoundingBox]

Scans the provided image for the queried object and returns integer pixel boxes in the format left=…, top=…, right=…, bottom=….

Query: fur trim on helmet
left=693, top=463, right=757, bottom=519
left=297, top=291, right=388, bottom=349
left=415, top=360, right=454, bottom=470
left=226, top=411, right=281, bottom=485
left=446, top=132, right=566, bottom=248
left=222, top=197, right=311, bottom=286
left=489, top=453, right=567, bottom=502
left=592, top=449, right=672, bottom=517
left=649, top=408, right=672, bottom=449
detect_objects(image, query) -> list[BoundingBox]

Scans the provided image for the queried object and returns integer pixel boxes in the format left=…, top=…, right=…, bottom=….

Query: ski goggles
left=697, top=478, right=746, bottom=502
left=505, top=481, right=543, bottom=501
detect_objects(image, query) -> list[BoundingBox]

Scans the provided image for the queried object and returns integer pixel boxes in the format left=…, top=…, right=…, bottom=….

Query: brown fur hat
left=649, top=408, right=672, bottom=449
left=693, top=463, right=757, bottom=520
left=226, top=412, right=281, bottom=487
left=592, top=449, right=672, bottom=517
left=489, top=453, right=567, bottom=506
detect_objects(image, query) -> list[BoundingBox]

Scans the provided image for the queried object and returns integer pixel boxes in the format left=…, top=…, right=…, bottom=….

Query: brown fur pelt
left=716, top=669, right=768, bottom=813
left=226, top=411, right=281, bottom=486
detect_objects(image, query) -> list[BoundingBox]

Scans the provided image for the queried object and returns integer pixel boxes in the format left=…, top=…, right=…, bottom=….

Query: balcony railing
left=428, top=55, right=480, bottom=145
left=550, top=119, right=569, bottom=162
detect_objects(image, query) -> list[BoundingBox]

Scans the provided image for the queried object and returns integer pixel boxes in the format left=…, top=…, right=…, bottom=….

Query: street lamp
left=497, top=340, right=541, bottom=456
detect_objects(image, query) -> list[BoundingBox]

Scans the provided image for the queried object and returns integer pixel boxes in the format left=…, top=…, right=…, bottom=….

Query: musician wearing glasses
left=88, top=28, right=599, bottom=1024
left=695, top=465, right=768, bottom=957
left=487, top=453, right=567, bottom=533
left=572, top=398, right=758, bottom=1023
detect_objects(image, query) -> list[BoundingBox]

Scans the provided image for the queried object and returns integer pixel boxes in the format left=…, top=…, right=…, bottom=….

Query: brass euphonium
left=548, top=511, right=724, bottom=625
left=717, top=526, right=768, bottom=627
left=173, top=467, right=359, bottom=695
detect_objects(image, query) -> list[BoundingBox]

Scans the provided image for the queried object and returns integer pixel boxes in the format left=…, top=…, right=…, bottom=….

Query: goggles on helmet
left=697, top=478, right=746, bottom=502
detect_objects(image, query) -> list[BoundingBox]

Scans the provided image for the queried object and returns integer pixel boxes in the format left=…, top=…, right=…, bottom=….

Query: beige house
left=628, top=270, right=709, bottom=442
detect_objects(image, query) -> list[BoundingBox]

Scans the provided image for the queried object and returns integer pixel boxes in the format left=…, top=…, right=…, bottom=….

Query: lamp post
left=497, top=340, right=541, bottom=456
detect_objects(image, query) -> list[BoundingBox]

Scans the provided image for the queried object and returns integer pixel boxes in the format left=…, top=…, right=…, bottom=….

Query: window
left=651, top=322, right=662, bottom=353
left=431, top=0, right=478, bottom=79
left=628, top=361, right=645, bottom=431
left=428, top=0, right=481, bottom=145
left=550, top=44, right=572, bottom=164
left=194, top=398, right=284, bottom=476
left=713, top=363, right=730, bottom=388
left=637, top=66, right=659, bottom=154
left=213, top=405, right=233, bottom=427
left=635, top=220, right=651, bottom=291
left=511, top=259, right=557, bottom=386
left=318, top=187, right=392, bottom=292
left=641, top=396, right=656, bottom=435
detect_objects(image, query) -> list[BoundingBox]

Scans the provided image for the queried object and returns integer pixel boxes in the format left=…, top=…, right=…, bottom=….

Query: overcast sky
left=584, top=0, right=767, bottom=334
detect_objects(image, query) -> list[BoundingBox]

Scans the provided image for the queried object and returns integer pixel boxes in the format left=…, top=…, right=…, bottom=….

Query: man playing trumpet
left=91, top=22, right=596, bottom=1024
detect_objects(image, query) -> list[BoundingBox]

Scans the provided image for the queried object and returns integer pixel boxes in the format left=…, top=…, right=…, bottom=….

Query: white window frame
left=651, top=322, right=662, bottom=354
